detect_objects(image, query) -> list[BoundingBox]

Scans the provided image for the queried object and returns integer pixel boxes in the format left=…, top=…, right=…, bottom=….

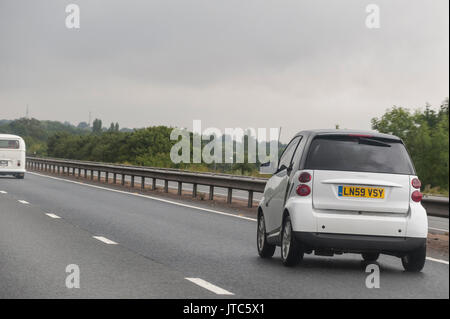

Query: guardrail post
left=164, top=180, right=168, bottom=193
left=90, top=170, right=94, bottom=180
left=248, top=191, right=253, bottom=208
left=105, top=172, right=109, bottom=183
left=72, top=167, right=76, bottom=176
left=141, top=176, right=145, bottom=190
left=113, top=173, right=117, bottom=184
left=121, top=174, right=125, bottom=186
left=177, top=182, right=182, bottom=195
left=57, top=166, right=60, bottom=174
left=77, top=168, right=81, bottom=177
left=193, top=183, right=197, bottom=197
left=131, top=175, right=135, bottom=188
left=97, top=170, right=101, bottom=182
left=209, top=186, right=214, bottom=200
left=227, top=188, right=232, bottom=204
left=84, top=169, right=87, bottom=178
left=152, top=178, right=156, bottom=190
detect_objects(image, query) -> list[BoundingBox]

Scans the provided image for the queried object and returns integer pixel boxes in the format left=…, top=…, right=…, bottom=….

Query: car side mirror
left=259, top=161, right=277, bottom=175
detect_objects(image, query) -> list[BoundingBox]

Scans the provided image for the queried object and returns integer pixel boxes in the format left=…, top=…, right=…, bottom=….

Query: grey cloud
left=0, top=0, right=448, bottom=141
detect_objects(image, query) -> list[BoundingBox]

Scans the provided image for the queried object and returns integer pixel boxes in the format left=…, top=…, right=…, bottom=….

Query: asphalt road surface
left=0, top=173, right=448, bottom=298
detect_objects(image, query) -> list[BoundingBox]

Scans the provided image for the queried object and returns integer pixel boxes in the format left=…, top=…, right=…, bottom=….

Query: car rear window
left=305, top=135, right=415, bottom=175
left=0, top=140, right=20, bottom=149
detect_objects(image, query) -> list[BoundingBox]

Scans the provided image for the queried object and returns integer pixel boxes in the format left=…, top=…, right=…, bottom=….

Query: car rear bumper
left=0, top=169, right=26, bottom=175
left=294, top=231, right=426, bottom=256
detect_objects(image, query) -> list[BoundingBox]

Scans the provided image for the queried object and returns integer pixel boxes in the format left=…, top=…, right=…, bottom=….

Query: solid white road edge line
left=93, top=236, right=118, bottom=245
left=185, top=278, right=234, bottom=295
left=18, top=200, right=29, bottom=204
left=426, top=257, right=449, bottom=265
left=45, top=213, right=61, bottom=219
left=428, top=226, right=449, bottom=232
left=28, top=172, right=449, bottom=265
left=29, top=172, right=257, bottom=221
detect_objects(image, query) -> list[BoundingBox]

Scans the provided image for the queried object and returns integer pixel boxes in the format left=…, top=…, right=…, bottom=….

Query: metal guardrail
left=26, top=157, right=266, bottom=207
left=421, top=196, right=449, bottom=218
left=25, top=157, right=449, bottom=217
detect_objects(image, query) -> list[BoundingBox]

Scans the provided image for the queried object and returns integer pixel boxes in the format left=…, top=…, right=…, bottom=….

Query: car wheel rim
left=282, top=220, right=291, bottom=259
left=257, top=215, right=265, bottom=251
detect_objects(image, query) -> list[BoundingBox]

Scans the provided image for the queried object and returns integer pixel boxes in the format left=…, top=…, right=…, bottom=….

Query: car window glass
left=278, top=136, right=300, bottom=171
left=0, top=140, right=19, bottom=149
left=305, top=136, right=415, bottom=174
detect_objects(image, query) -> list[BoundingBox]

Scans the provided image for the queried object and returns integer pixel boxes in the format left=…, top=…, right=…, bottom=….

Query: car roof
left=0, top=134, right=23, bottom=140
left=294, top=129, right=401, bottom=141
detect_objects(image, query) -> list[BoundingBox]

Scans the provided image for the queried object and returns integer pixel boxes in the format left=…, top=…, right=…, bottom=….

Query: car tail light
left=299, top=172, right=311, bottom=183
left=411, top=190, right=423, bottom=202
left=17, top=160, right=21, bottom=167
left=411, top=178, right=421, bottom=189
left=296, top=184, right=311, bottom=196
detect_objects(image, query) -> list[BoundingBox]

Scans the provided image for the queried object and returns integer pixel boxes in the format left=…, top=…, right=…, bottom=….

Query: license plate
left=338, top=186, right=385, bottom=199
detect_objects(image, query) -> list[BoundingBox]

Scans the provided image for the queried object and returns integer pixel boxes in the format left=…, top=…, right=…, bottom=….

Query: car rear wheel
left=401, top=245, right=426, bottom=272
left=257, top=213, right=276, bottom=258
left=281, top=215, right=303, bottom=267
left=362, top=253, right=380, bottom=262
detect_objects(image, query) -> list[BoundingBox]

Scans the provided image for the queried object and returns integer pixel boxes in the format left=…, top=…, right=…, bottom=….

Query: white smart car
left=0, top=134, right=26, bottom=179
left=257, top=130, right=428, bottom=272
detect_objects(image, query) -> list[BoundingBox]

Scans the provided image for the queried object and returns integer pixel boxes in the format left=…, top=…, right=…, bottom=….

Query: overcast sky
left=0, top=0, right=448, bottom=141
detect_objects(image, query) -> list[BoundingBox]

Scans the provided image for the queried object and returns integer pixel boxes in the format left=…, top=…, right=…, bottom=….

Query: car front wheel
left=257, top=213, right=276, bottom=258
left=281, top=215, right=303, bottom=267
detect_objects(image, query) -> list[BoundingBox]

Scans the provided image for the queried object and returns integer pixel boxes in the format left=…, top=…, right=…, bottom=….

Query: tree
left=92, top=119, right=102, bottom=134
left=372, top=101, right=449, bottom=192
left=77, top=122, right=89, bottom=129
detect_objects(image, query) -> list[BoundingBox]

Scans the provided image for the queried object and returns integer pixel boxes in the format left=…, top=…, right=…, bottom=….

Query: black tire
left=401, top=245, right=426, bottom=272
left=257, top=213, right=276, bottom=258
left=280, top=215, right=303, bottom=267
left=362, top=253, right=380, bottom=262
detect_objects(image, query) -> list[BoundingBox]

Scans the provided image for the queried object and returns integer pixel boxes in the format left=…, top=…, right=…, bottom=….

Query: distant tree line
left=0, top=99, right=448, bottom=191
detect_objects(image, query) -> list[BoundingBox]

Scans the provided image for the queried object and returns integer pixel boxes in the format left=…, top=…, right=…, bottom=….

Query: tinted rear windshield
left=0, top=139, right=20, bottom=149
left=305, top=135, right=415, bottom=175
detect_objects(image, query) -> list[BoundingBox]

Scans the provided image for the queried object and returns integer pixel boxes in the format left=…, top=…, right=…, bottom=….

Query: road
left=0, top=173, right=448, bottom=298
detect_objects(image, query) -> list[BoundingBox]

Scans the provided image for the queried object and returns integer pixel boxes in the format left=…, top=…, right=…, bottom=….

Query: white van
left=0, top=134, right=26, bottom=179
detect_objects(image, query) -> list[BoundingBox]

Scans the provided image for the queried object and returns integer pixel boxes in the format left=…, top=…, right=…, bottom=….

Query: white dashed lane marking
left=185, top=278, right=234, bottom=295
left=0, top=190, right=7, bottom=194
left=45, top=213, right=61, bottom=219
left=18, top=200, right=29, bottom=204
left=93, top=236, right=118, bottom=245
